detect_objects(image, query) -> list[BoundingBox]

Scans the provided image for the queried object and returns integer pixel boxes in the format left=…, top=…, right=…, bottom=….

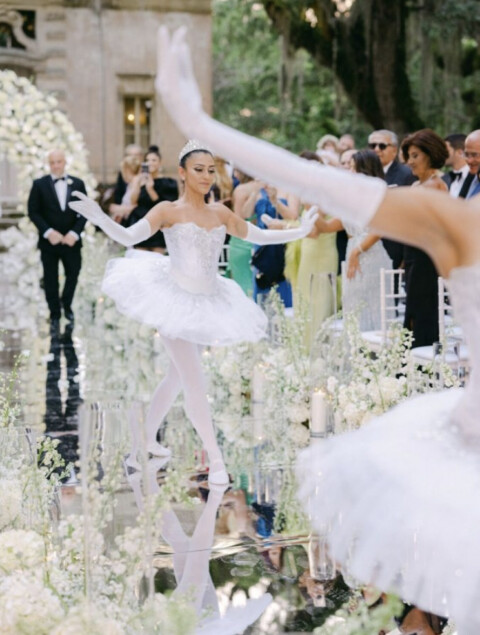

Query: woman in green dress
left=227, top=178, right=263, bottom=296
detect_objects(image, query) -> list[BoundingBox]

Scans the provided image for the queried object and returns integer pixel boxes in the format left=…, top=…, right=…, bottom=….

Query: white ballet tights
left=145, top=336, right=224, bottom=466
left=162, top=486, right=224, bottom=615
left=144, top=359, right=182, bottom=446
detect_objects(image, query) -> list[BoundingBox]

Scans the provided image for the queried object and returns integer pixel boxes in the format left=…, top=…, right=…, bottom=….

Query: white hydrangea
left=51, top=604, right=124, bottom=635
left=378, top=375, right=406, bottom=404
left=0, top=478, right=22, bottom=529
left=0, top=530, right=44, bottom=574
left=0, top=571, right=64, bottom=634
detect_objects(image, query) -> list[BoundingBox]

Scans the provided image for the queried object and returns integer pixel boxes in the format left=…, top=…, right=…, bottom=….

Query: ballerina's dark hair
left=179, top=148, right=213, bottom=168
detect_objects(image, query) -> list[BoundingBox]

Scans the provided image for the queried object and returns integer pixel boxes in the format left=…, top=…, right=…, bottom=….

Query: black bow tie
left=451, top=171, right=462, bottom=182
left=53, top=176, right=66, bottom=183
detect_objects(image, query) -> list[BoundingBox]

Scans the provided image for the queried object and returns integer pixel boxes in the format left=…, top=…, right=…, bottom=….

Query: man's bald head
left=464, top=130, right=480, bottom=175
left=47, top=149, right=67, bottom=177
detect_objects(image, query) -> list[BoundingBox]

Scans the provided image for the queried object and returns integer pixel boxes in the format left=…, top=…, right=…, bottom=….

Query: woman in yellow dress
left=268, top=151, right=339, bottom=344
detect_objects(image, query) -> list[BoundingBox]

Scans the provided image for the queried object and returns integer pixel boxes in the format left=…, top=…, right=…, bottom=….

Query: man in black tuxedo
left=443, top=133, right=470, bottom=198
left=368, top=129, right=416, bottom=269
left=28, top=149, right=87, bottom=324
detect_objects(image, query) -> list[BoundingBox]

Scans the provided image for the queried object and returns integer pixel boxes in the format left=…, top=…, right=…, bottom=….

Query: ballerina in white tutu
left=155, top=26, right=480, bottom=632
left=70, top=141, right=317, bottom=485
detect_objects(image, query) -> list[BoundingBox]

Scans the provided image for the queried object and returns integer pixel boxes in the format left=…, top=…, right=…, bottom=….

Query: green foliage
left=213, top=0, right=480, bottom=139
left=212, top=0, right=369, bottom=152
left=405, top=0, right=480, bottom=134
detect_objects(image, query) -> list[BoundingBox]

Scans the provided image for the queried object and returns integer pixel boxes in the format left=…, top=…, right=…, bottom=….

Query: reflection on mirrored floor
left=2, top=314, right=351, bottom=633
left=0, top=264, right=451, bottom=635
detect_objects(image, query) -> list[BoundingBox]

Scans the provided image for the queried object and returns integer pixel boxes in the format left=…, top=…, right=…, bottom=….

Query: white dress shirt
left=53, top=174, right=68, bottom=210
left=43, top=174, right=79, bottom=241
left=449, top=164, right=470, bottom=198
left=383, top=160, right=393, bottom=174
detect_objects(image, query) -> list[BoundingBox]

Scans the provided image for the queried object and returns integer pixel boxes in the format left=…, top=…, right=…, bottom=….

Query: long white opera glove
left=245, top=206, right=318, bottom=244
left=156, top=27, right=387, bottom=229
left=69, top=192, right=152, bottom=247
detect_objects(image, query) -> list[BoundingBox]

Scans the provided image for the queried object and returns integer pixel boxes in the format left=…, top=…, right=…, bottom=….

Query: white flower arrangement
left=51, top=604, right=124, bottom=635
left=0, top=479, right=22, bottom=530
left=0, top=529, right=44, bottom=574
left=0, top=69, right=97, bottom=214
left=313, top=314, right=453, bottom=432
left=0, top=570, right=64, bottom=634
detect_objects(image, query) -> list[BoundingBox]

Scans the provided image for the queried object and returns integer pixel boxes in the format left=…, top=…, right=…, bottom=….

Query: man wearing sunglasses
left=367, top=129, right=415, bottom=271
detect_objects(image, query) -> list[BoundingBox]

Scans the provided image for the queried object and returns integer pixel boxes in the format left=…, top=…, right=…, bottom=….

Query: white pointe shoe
left=208, top=459, right=229, bottom=486
left=125, top=452, right=171, bottom=472
left=146, top=441, right=171, bottom=458
left=125, top=443, right=170, bottom=471
left=125, top=454, right=141, bottom=471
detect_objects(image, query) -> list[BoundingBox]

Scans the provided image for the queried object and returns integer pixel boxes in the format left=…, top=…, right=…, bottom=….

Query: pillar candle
left=252, top=400, right=264, bottom=440
left=310, top=390, right=328, bottom=436
left=252, top=363, right=266, bottom=403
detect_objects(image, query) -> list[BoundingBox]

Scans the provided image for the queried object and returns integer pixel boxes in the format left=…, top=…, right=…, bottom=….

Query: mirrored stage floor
left=0, top=316, right=356, bottom=634
left=0, top=285, right=447, bottom=634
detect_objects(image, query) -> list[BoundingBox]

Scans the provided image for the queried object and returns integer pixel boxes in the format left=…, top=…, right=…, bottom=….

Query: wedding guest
left=443, top=133, right=469, bottom=197
left=368, top=129, right=416, bottom=272
left=307, top=150, right=391, bottom=331
left=339, top=148, right=357, bottom=169
left=317, top=148, right=340, bottom=167
left=28, top=149, right=87, bottom=325
left=401, top=128, right=449, bottom=347
left=268, top=151, right=339, bottom=337
left=127, top=146, right=178, bottom=253
left=109, top=154, right=141, bottom=223
left=338, top=133, right=355, bottom=154
left=252, top=184, right=293, bottom=308
left=337, top=148, right=358, bottom=283
left=316, top=134, right=339, bottom=157
left=208, top=156, right=233, bottom=208
left=464, top=129, right=480, bottom=199
left=112, top=143, right=143, bottom=205
left=228, top=177, right=263, bottom=295
left=232, top=166, right=249, bottom=188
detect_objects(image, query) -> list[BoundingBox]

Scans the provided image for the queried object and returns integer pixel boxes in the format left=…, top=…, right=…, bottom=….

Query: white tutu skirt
left=296, top=388, right=480, bottom=631
left=101, top=254, right=268, bottom=346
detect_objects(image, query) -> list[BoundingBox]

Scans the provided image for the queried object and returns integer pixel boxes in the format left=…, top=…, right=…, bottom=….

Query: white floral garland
left=0, top=69, right=97, bottom=212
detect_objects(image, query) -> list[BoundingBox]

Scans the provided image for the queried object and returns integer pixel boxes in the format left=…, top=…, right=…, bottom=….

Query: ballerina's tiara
left=178, top=139, right=213, bottom=163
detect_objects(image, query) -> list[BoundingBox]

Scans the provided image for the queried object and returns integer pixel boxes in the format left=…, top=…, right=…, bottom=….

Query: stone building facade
left=0, top=1, right=212, bottom=183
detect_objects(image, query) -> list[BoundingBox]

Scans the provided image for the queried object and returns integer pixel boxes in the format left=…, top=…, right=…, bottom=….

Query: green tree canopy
left=213, top=0, right=480, bottom=149
left=213, top=0, right=368, bottom=153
